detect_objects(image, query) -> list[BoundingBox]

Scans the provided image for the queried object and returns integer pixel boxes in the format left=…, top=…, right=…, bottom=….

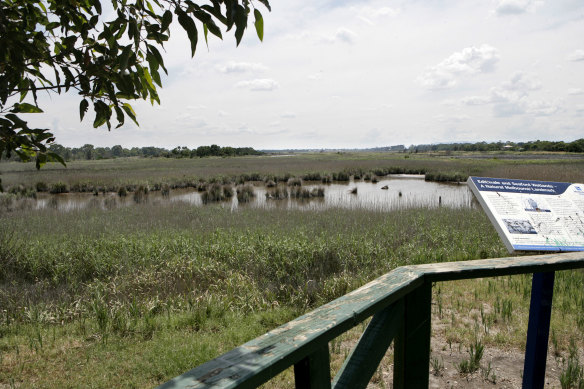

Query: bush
left=50, top=182, right=69, bottom=194
left=287, top=177, right=302, bottom=187
left=35, top=181, right=49, bottom=192
left=266, top=187, right=288, bottom=200
left=161, top=184, right=170, bottom=198
left=236, top=184, right=255, bottom=203
left=332, top=171, right=350, bottom=181
left=133, top=185, right=149, bottom=203
left=303, top=172, right=322, bottom=181
left=202, top=183, right=226, bottom=204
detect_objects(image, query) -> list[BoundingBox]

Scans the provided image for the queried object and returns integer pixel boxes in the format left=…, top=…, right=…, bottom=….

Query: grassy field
left=1, top=151, right=583, bottom=192
left=1, top=153, right=584, bottom=388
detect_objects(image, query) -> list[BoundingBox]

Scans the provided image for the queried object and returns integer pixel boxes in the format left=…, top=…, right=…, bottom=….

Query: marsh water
left=33, top=175, right=477, bottom=212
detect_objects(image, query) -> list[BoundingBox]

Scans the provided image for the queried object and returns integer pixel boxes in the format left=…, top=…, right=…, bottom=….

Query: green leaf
left=203, top=24, right=209, bottom=48
left=257, top=0, right=271, bottom=12
left=11, top=103, right=43, bottom=114
left=176, top=9, right=198, bottom=57
left=119, top=45, right=133, bottom=72
left=233, top=5, right=247, bottom=46
left=254, top=9, right=263, bottom=41
left=161, top=10, right=173, bottom=31
left=122, top=103, right=139, bottom=126
left=114, top=106, right=125, bottom=128
left=48, top=152, right=66, bottom=167
left=45, top=22, right=60, bottom=30
left=80, top=99, right=89, bottom=121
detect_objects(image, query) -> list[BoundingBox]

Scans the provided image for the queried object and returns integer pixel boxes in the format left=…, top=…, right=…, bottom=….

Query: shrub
left=133, top=185, right=149, bottom=203
left=202, top=183, right=225, bottom=204
left=303, top=172, right=322, bottom=181
left=35, top=181, right=49, bottom=192
left=117, top=186, right=127, bottom=197
left=161, top=184, right=170, bottom=198
left=266, top=187, right=288, bottom=200
left=223, top=184, right=234, bottom=198
left=287, top=177, right=302, bottom=187
left=50, top=182, right=69, bottom=194
left=197, top=181, right=208, bottom=192
left=332, top=171, right=350, bottom=181
left=236, top=184, right=255, bottom=203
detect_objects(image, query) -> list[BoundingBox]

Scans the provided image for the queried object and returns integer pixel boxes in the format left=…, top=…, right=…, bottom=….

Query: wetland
left=1, top=152, right=583, bottom=388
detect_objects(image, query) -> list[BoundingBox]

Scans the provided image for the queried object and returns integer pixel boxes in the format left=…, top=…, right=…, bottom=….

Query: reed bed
left=2, top=153, right=582, bottom=194
left=1, top=200, right=583, bottom=387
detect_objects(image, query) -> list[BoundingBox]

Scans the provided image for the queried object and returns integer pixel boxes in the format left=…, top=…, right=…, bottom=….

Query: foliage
left=409, top=138, right=584, bottom=153
left=0, top=0, right=270, bottom=167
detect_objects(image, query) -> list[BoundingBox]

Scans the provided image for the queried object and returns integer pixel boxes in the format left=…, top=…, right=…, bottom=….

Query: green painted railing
left=158, top=251, right=584, bottom=389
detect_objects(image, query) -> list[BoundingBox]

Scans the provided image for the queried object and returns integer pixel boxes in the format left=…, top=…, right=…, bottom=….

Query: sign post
left=467, top=177, right=584, bottom=389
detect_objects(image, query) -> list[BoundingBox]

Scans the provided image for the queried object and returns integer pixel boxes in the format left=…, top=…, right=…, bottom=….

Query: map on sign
left=468, top=177, right=584, bottom=253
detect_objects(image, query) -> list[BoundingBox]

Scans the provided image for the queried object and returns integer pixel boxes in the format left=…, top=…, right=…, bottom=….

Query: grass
left=2, top=151, right=583, bottom=193
left=0, top=202, right=582, bottom=387
left=1, top=152, right=584, bottom=387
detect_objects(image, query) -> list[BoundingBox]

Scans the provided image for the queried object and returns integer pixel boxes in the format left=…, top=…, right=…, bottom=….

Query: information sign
left=468, top=176, right=584, bottom=253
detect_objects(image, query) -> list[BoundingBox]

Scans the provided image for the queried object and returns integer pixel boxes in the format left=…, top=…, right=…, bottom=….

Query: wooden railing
left=158, top=251, right=584, bottom=389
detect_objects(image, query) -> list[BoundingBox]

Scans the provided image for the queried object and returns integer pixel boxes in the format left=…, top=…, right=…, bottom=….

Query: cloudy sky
left=28, top=0, right=584, bottom=149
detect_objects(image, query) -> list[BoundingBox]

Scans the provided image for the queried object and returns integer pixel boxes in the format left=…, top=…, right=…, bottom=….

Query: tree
left=0, top=0, right=270, bottom=169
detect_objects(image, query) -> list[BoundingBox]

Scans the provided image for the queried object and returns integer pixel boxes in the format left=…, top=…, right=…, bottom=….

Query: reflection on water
left=33, top=175, right=477, bottom=212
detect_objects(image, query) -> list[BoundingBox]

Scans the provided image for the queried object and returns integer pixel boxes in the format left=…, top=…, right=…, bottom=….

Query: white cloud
left=281, top=112, right=296, bottom=119
left=525, top=99, right=562, bottom=116
left=323, top=28, right=357, bottom=44
left=567, top=49, right=584, bottom=62
left=335, top=28, right=357, bottom=44
left=461, top=71, right=561, bottom=117
left=307, top=72, right=323, bottom=81
left=500, top=72, right=542, bottom=92
left=216, top=61, right=269, bottom=74
left=234, top=79, right=279, bottom=91
left=568, top=88, right=584, bottom=95
left=434, top=114, right=470, bottom=122
left=417, top=45, right=499, bottom=90
left=494, top=0, right=543, bottom=16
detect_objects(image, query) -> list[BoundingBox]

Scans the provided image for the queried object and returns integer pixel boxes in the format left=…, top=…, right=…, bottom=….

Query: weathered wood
left=332, top=300, right=404, bottom=389
left=414, top=251, right=584, bottom=282
left=294, top=345, right=331, bottom=389
left=156, top=267, right=422, bottom=389
left=523, top=272, right=556, bottom=389
left=393, top=283, right=432, bottom=389
left=158, top=252, right=584, bottom=389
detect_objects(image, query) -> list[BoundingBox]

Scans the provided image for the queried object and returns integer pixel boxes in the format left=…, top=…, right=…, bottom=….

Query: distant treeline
left=408, top=139, right=584, bottom=153
left=2, top=144, right=263, bottom=162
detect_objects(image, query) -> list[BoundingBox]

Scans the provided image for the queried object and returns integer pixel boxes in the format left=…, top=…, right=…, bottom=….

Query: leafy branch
left=0, top=0, right=270, bottom=171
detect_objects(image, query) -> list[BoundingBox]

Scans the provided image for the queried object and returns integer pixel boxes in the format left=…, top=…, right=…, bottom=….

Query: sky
left=26, top=0, right=584, bottom=149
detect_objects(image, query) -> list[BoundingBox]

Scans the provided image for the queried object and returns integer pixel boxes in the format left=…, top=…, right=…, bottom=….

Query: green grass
left=1, top=160, right=584, bottom=387
left=2, top=152, right=583, bottom=192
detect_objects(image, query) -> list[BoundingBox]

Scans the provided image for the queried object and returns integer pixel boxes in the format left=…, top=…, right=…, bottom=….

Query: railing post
left=332, top=300, right=404, bottom=389
left=522, top=271, right=555, bottom=389
left=294, top=344, right=331, bottom=389
left=393, top=282, right=432, bottom=389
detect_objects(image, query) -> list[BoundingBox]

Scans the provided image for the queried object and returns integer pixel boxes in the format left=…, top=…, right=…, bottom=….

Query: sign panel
left=468, top=176, right=584, bottom=253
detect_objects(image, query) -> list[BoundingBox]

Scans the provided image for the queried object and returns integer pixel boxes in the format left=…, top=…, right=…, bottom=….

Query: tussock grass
left=2, top=153, right=583, bottom=193
left=0, top=182, right=583, bottom=386
left=236, top=184, right=255, bottom=203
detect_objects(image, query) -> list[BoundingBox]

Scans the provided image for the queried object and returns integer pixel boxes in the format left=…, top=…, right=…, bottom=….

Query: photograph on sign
left=468, top=177, right=584, bottom=253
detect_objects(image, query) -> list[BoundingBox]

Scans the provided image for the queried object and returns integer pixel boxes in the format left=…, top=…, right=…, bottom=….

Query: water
left=32, top=175, right=476, bottom=212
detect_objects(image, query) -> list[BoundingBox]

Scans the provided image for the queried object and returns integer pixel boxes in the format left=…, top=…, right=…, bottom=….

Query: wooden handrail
left=157, top=251, right=584, bottom=389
